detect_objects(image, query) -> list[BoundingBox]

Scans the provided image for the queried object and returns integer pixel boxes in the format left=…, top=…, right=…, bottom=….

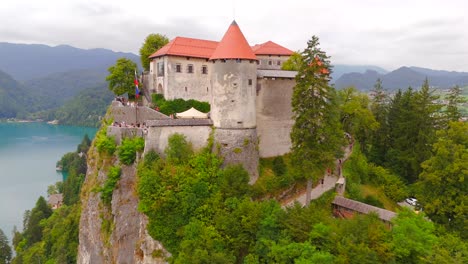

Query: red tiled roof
left=210, top=20, right=257, bottom=60
left=252, top=41, right=294, bottom=56
left=149, top=37, right=218, bottom=59
left=149, top=22, right=292, bottom=60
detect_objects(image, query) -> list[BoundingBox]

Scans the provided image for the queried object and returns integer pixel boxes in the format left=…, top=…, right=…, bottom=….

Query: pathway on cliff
left=282, top=143, right=353, bottom=207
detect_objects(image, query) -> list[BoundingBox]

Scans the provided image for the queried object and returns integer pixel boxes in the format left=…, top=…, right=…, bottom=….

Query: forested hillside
left=23, top=69, right=107, bottom=110
left=0, top=70, right=42, bottom=118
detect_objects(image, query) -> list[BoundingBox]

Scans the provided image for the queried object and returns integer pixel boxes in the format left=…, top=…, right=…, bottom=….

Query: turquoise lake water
left=0, top=122, right=97, bottom=240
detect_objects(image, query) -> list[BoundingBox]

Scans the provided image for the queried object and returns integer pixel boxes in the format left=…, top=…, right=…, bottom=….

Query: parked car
left=405, top=197, right=418, bottom=206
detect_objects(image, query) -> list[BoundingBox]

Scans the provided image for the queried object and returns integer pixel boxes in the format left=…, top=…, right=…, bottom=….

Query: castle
left=110, top=21, right=297, bottom=182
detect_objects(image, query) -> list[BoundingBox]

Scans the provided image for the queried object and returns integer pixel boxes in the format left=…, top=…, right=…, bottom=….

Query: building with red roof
left=147, top=21, right=294, bottom=102
left=142, top=21, right=298, bottom=179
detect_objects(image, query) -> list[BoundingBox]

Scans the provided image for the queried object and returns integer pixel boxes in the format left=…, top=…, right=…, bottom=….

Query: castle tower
left=210, top=21, right=259, bottom=183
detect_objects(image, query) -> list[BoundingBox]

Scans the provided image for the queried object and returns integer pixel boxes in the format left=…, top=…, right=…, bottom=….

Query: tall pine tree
left=290, top=36, right=343, bottom=205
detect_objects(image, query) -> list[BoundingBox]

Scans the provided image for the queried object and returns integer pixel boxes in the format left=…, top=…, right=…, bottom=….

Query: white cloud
left=1, top=0, right=467, bottom=71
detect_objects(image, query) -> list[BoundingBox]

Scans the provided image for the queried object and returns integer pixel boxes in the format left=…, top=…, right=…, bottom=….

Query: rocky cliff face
left=78, top=147, right=168, bottom=264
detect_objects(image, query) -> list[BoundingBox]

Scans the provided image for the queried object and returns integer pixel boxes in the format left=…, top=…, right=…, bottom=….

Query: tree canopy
left=106, top=58, right=138, bottom=97
left=290, top=36, right=343, bottom=205
left=139, top=34, right=169, bottom=71
left=0, top=228, right=12, bottom=264
left=416, top=121, right=468, bottom=237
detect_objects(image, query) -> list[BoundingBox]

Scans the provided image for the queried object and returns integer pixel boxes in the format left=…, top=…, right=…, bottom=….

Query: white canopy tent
left=176, top=107, right=209, bottom=119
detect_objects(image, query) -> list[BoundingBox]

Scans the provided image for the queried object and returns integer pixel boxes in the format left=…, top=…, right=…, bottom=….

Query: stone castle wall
left=110, top=102, right=169, bottom=124
left=214, top=128, right=259, bottom=183
left=144, top=125, right=212, bottom=156
left=256, top=78, right=295, bottom=157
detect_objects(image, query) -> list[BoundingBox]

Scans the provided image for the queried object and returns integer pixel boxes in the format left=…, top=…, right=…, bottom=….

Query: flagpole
left=135, top=69, right=139, bottom=125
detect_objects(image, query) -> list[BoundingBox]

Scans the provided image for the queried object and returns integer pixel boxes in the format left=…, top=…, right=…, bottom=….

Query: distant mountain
left=0, top=70, right=37, bottom=118
left=331, top=65, right=388, bottom=82
left=0, top=42, right=140, bottom=81
left=24, top=69, right=107, bottom=109
left=335, top=66, right=468, bottom=91
left=51, top=83, right=114, bottom=127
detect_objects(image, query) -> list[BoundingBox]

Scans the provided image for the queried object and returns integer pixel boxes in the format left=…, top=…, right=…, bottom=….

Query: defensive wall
left=256, top=71, right=296, bottom=157
left=110, top=101, right=169, bottom=124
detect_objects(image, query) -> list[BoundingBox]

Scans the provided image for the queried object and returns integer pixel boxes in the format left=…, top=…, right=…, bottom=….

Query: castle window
left=277, top=60, right=281, bottom=66
left=268, top=60, right=272, bottom=65
left=185, top=87, right=187, bottom=92
left=187, top=64, right=194, bottom=73
left=176, top=64, right=182, bottom=73
left=248, top=79, right=252, bottom=86
left=202, top=65, right=208, bottom=74
left=157, top=62, right=164, bottom=76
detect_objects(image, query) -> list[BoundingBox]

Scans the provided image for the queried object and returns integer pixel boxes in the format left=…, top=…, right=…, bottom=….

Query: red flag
left=134, top=69, right=140, bottom=99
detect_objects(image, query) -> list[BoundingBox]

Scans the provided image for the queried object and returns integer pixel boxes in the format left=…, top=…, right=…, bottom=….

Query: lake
left=0, top=122, right=97, bottom=240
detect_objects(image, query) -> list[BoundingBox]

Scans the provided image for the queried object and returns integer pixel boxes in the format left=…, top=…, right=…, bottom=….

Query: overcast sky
left=1, top=0, right=467, bottom=71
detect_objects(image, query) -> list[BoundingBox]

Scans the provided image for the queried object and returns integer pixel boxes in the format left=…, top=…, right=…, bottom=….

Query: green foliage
left=375, top=79, right=442, bottom=183
left=290, top=36, right=344, bottom=199
left=106, top=58, right=138, bottom=97
left=165, top=133, right=193, bottom=164
left=391, top=209, right=438, bottom=263
left=24, top=197, right=53, bottom=246
left=51, top=84, right=114, bottom=127
left=337, top=87, right=378, bottom=153
left=272, top=156, right=287, bottom=176
left=445, top=85, right=467, bottom=122
left=217, top=165, right=250, bottom=198
left=117, top=137, right=145, bottom=165
left=62, top=172, right=85, bottom=206
left=95, top=128, right=116, bottom=156
left=152, top=93, right=210, bottom=115
left=344, top=143, right=408, bottom=202
left=253, top=156, right=295, bottom=198
left=0, top=228, right=12, bottom=264
left=137, top=143, right=467, bottom=263
left=99, top=166, right=122, bottom=206
left=139, top=34, right=169, bottom=71
left=416, top=121, right=468, bottom=237
left=281, top=51, right=303, bottom=71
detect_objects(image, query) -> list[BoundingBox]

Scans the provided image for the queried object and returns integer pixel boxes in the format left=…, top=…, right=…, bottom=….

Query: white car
left=405, top=198, right=418, bottom=206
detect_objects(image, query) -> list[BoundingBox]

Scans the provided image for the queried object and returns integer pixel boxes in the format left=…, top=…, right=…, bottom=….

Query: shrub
left=165, top=134, right=193, bottom=164
left=95, top=131, right=116, bottom=156
left=363, top=195, right=384, bottom=208
left=272, top=156, right=287, bottom=176
left=100, top=166, right=121, bottom=205
left=152, top=94, right=210, bottom=115
left=117, top=137, right=145, bottom=165
left=368, top=165, right=408, bottom=202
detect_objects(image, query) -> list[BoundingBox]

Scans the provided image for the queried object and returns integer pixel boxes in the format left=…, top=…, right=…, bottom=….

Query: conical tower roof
left=210, top=21, right=257, bottom=60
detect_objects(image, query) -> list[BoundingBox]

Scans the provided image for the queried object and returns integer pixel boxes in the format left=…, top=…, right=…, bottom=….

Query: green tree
left=290, top=36, right=343, bottom=205
left=445, top=85, right=466, bottom=122
left=139, top=34, right=169, bottom=71
left=77, top=134, right=91, bottom=154
left=416, top=121, right=468, bottom=237
left=391, top=209, right=438, bottom=263
left=385, top=80, right=441, bottom=183
left=369, top=78, right=389, bottom=164
left=281, top=52, right=303, bottom=71
left=0, top=228, right=12, bottom=264
left=337, top=86, right=378, bottom=152
left=106, top=58, right=138, bottom=97
left=165, top=133, right=193, bottom=164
